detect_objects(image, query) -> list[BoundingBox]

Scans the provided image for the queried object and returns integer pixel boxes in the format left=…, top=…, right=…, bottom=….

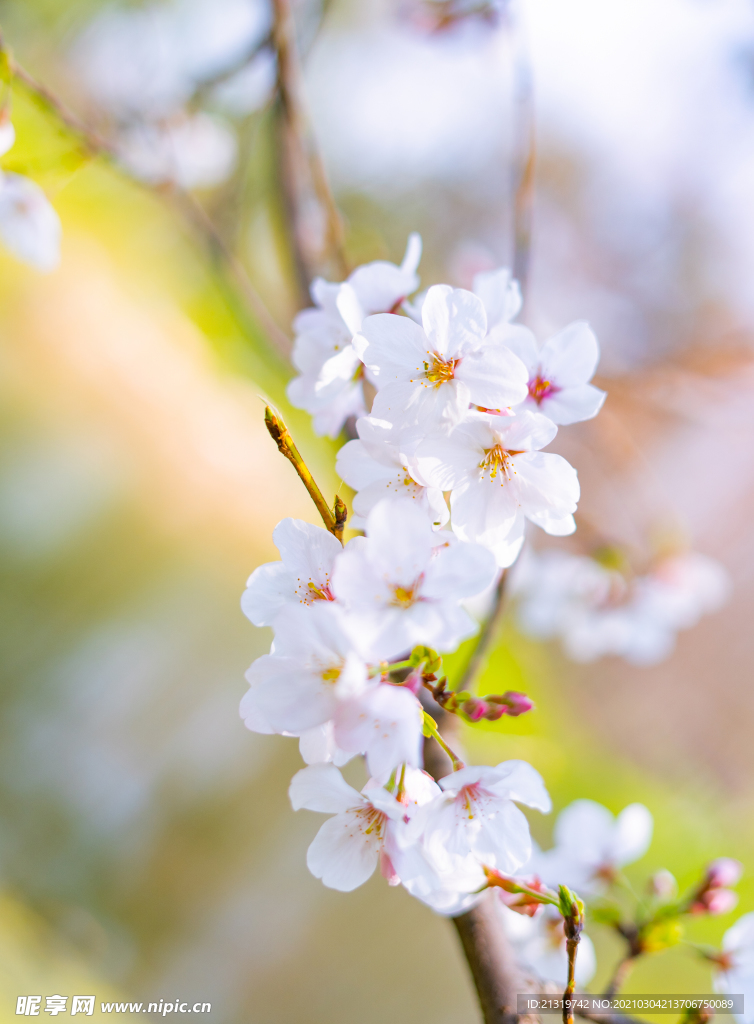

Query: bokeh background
left=1, top=0, right=754, bottom=1020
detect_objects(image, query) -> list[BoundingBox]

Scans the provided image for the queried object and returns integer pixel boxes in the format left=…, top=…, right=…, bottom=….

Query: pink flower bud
left=402, top=667, right=424, bottom=696
left=500, top=691, right=534, bottom=716
left=380, top=849, right=400, bottom=887
left=706, top=858, right=743, bottom=889
left=692, top=889, right=739, bottom=916
left=649, top=869, right=677, bottom=899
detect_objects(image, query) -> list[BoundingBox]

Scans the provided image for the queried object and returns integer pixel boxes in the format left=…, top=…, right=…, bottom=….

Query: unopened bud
left=706, top=858, right=743, bottom=890
left=402, top=667, right=424, bottom=696
left=649, top=869, right=678, bottom=899
left=487, top=691, right=534, bottom=717
left=692, top=889, right=739, bottom=916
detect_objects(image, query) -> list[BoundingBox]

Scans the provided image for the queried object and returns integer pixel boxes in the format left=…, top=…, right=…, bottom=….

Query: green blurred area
left=0, top=2, right=750, bottom=1022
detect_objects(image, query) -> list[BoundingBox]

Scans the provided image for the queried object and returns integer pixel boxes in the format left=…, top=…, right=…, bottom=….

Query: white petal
left=500, top=328, right=539, bottom=376
left=289, top=763, right=364, bottom=813
left=353, top=313, right=429, bottom=381
left=539, top=321, right=600, bottom=387
left=0, top=174, right=61, bottom=272
left=335, top=282, right=365, bottom=336
left=336, top=440, right=390, bottom=491
left=514, top=452, right=580, bottom=515
left=401, top=232, right=423, bottom=276
left=334, top=685, right=423, bottom=777
left=485, top=760, right=552, bottom=812
left=472, top=266, right=522, bottom=327
left=554, top=800, right=614, bottom=861
left=455, top=344, right=529, bottom=409
left=538, top=383, right=606, bottom=426
left=298, top=723, right=355, bottom=767
left=241, top=562, right=294, bottom=626
left=273, top=517, right=342, bottom=593
left=612, top=804, right=653, bottom=866
left=306, top=811, right=380, bottom=890
left=239, top=686, right=276, bottom=734
left=423, top=539, right=497, bottom=601
left=526, top=510, right=577, bottom=537
left=421, top=285, right=487, bottom=358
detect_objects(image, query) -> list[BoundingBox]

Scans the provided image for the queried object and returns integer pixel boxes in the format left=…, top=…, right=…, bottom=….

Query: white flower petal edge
left=241, top=518, right=342, bottom=626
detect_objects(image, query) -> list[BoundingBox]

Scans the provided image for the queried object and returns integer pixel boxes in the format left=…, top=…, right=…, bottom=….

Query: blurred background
left=1, top=0, right=754, bottom=1020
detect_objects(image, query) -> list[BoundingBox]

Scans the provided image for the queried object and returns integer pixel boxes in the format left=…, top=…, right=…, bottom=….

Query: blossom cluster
left=512, top=547, right=730, bottom=665
left=72, top=0, right=274, bottom=188
left=241, top=237, right=609, bottom=912
left=289, top=234, right=605, bottom=567
left=0, top=116, right=61, bottom=272
left=241, top=234, right=746, bottom=1005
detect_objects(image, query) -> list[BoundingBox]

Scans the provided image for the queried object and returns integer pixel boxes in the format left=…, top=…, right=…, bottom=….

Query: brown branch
left=0, top=31, right=292, bottom=361
left=458, top=570, right=509, bottom=693
left=604, top=956, right=636, bottom=1000
left=271, top=0, right=348, bottom=293
left=509, top=6, right=535, bottom=319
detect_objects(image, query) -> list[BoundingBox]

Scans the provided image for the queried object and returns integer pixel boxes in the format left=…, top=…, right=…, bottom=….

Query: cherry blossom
left=241, top=517, right=342, bottom=627
left=513, top=548, right=730, bottom=665
left=419, top=761, right=551, bottom=897
left=118, top=112, right=238, bottom=189
left=334, top=683, right=424, bottom=777
left=335, top=415, right=449, bottom=530
left=531, top=799, right=653, bottom=895
left=240, top=603, right=369, bottom=735
left=288, top=763, right=439, bottom=891
left=471, top=266, right=523, bottom=337
left=503, top=904, right=597, bottom=986
left=332, top=497, right=497, bottom=659
left=505, top=321, right=607, bottom=425
left=415, top=411, right=580, bottom=566
left=287, top=235, right=422, bottom=437
left=355, top=284, right=529, bottom=431
left=713, top=912, right=754, bottom=1022
left=0, top=120, right=61, bottom=272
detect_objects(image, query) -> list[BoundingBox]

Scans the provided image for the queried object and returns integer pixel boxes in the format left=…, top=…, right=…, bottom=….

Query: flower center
left=423, top=354, right=460, bottom=387
left=391, top=574, right=424, bottom=608
left=479, top=444, right=519, bottom=481
left=528, top=374, right=558, bottom=404
left=460, top=783, right=481, bottom=820
left=307, top=580, right=335, bottom=603
left=359, top=805, right=387, bottom=838
left=321, top=664, right=342, bottom=683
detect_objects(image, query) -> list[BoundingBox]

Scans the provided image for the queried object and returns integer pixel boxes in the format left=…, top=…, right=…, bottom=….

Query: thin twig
left=509, top=1, right=535, bottom=318
left=0, top=31, right=292, bottom=361
left=264, top=405, right=346, bottom=540
left=271, top=0, right=348, bottom=291
left=604, top=956, right=636, bottom=1000
left=458, top=570, right=509, bottom=693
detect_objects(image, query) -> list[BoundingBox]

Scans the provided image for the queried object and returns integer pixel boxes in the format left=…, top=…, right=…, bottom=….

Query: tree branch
left=271, top=0, right=348, bottom=294
left=458, top=570, right=509, bottom=693
left=0, top=31, right=292, bottom=363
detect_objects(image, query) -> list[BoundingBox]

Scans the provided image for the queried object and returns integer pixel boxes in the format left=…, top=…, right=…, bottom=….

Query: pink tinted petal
left=306, top=812, right=381, bottom=890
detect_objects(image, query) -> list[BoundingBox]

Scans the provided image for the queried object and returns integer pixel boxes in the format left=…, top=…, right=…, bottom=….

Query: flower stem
left=264, top=405, right=347, bottom=541
left=422, top=712, right=465, bottom=771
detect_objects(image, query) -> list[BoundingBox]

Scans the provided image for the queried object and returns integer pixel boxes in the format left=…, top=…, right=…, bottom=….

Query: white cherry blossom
left=241, top=517, right=342, bottom=627
left=332, top=497, right=497, bottom=659
left=415, top=411, right=580, bottom=567
left=118, top=112, right=238, bottom=189
left=714, top=913, right=754, bottom=1023
left=531, top=799, right=653, bottom=896
left=240, top=603, right=369, bottom=735
left=420, top=760, right=551, bottom=897
left=336, top=415, right=449, bottom=530
left=334, top=683, right=424, bottom=777
left=471, top=266, right=523, bottom=337
left=513, top=548, right=730, bottom=665
left=287, top=235, right=422, bottom=437
left=506, top=321, right=606, bottom=426
left=355, top=284, right=529, bottom=431
left=289, top=763, right=438, bottom=892
left=0, top=174, right=61, bottom=272
left=503, top=905, right=597, bottom=986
